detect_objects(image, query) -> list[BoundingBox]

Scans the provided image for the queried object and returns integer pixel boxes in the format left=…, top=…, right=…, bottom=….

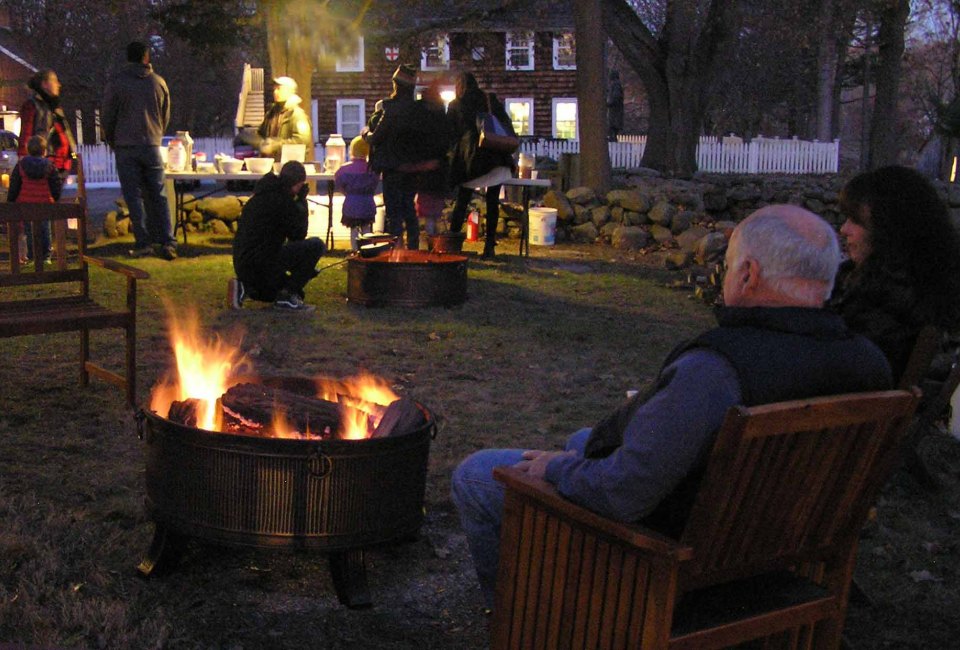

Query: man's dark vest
left=583, top=306, right=893, bottom=535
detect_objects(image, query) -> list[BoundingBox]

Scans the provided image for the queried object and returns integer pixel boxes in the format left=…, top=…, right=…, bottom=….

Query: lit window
left=336, top=36, right=365, bottom=72
left=336, top=99, right=366, bottom=141
left=504, top=98, right=533, bottom=136
left=552, top=98, right=578, bottom=139
left=553, top=33, right=576, bottom=70
left=505, top=31, right=534, bottom=71
left=337, top=36, right=363, bottom=72
left=421, top=34, right=450, bottom=71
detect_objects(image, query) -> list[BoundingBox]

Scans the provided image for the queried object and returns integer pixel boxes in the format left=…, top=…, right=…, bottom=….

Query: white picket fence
left=78, top=137, right=235, bottom=186
left=78, top=133, right=838, bottom=185
left=520, top=135, right=840, bottom=174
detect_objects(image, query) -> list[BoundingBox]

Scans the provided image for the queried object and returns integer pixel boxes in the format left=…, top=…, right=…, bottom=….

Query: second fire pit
left=347, top=249, right=468, bottom=307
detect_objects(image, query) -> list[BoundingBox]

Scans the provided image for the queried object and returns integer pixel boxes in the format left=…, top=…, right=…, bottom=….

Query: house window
left=504, top=98, right=533, bottom=136
left=336, top=99, right=366, bottom=143
left=552, top=98, right=578, bottom=139
left=336, top=36, right=364, bottom=72
left=553, top=33, right=576, bottom=70
left=421, top=34, right=450, bottom=71
left=505, top=31, right=534, bottom=70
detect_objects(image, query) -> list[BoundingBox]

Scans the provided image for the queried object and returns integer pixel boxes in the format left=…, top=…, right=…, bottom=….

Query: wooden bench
left=0, top=159, right=148, bottom=405
left=491, top=389, right=920, bottom=650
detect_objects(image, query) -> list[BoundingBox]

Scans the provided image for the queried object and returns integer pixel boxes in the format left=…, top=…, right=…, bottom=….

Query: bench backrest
left=678, top=389, right=919, bottom=590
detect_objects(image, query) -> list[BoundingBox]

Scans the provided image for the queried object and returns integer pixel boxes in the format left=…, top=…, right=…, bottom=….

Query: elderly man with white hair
left=451, top=204, right=894, bottom=609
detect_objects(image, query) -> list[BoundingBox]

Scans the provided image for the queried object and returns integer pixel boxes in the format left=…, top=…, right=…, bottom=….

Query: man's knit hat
left=392, top=63, right=417, bottom=87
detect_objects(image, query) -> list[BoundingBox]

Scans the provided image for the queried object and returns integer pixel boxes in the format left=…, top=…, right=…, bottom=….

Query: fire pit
left=136, top=316, right=434, bottom=607
left=347, top=249, right=468, bottom=307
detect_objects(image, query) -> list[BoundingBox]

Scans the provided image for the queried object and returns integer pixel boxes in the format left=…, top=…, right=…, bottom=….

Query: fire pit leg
left=137, top=523, right=186, bottom=577
left=329, top=550, right=372, bottom=608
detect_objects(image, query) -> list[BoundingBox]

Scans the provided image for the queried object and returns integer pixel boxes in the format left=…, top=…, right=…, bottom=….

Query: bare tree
left=602, top=0, right=742, bottom=176
left=574, top=0, right=611, bottom=192
left=867, top=0, right=910, bottom=168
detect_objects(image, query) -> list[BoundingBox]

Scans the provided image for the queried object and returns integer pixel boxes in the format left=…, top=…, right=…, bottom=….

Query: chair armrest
left=83, top=255, right=151, bottom=280
left=494, top=466, right=692, bottom=560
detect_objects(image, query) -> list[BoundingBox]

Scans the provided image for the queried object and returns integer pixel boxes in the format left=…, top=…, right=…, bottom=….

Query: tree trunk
left=574, top=0, right=611, bottom=193
left=815, top=0, right=840, bottom=142
left=263, top=0, right=316, bottom=160
left=868, top=0, right=910, bottom=168
left=603, top=0, right=740, bottom=177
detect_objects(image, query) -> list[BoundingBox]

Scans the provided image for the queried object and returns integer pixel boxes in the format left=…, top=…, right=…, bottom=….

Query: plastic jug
left=167, top=139, right=185, bottom=171
left=175, top=131, right=194, bottom=169
left=325, top=134, right=346, bottom=172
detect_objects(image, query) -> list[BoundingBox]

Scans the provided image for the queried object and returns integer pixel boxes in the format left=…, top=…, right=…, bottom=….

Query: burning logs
left=221, top=382, right=341, bottom=437
left=164, top=380, right=426, bottom=441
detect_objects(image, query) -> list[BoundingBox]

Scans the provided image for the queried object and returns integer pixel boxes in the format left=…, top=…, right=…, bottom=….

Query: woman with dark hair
left=447, top=72, right=516, bottom=258
left=18, top=69, right=76, bottom=176
left=831, top=165, right=960, bottom=380
left=17, top=69, right=77, bottom=262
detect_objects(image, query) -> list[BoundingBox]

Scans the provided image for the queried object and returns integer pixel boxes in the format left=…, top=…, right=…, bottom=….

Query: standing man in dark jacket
left=364, top=63, right=421, bottom=250
left=102, top=41, right=175, bottom=260
left=230, top=161, right=325, bottom=312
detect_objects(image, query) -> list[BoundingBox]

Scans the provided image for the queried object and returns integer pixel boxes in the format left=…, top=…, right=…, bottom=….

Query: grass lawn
left=1, top=235, right=957, bottom=649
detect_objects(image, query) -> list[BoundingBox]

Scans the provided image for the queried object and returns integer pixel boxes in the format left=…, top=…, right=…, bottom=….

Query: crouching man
left=230, top=161, right=325, bottom=312
left=451, top=205, right=894, bottom=608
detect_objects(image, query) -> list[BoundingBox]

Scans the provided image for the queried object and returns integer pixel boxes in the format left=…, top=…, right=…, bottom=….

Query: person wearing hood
left=7, top=135, right=62, bottom=264
left=102, top=41, right=175, bottom=261
left=256, top=76, right=312, bottom=160
left=230, top=161, right=325, bottom=312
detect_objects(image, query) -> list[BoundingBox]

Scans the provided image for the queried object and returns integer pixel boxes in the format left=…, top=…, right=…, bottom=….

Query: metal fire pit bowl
left=347, top=249, right=468, bottom=307
left=136, top=376, right=434, bottom=608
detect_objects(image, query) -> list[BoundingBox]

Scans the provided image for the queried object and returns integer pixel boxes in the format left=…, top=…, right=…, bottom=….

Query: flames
left=152, top=308, right=397, bottom=440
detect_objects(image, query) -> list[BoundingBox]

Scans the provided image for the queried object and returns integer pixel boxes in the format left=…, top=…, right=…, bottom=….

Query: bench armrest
left=494, top=466, right=692, bottom=559
left=83, top=255, right=151, bottom=280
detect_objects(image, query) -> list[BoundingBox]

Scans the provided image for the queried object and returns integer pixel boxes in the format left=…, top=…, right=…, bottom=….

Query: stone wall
left=538, top=172, right=960, bottom=271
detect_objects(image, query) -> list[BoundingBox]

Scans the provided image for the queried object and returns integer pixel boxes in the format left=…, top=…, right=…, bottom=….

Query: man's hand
left=513, top=449, right=574, bottom=480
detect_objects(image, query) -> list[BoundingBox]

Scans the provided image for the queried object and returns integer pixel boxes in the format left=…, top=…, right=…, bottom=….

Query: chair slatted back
left=678, top=390, right=919, bottom=590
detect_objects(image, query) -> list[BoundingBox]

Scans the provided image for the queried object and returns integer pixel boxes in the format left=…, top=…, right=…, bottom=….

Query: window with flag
left=336, top=99, right=365, bottom=141
left=552, top=98, right=578, bottom=139
left=553, top=33, right=576, bottom=70
left=336, top=36, right=364, bottom=72
left=505, top=31, right=535, bottom=70
left=421, top=34, right=450, bottom=71
left=504, top=98, right=533, bottom=136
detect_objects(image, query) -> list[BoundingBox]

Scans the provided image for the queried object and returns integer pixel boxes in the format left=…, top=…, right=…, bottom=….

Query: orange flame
left=152, top=306, right=396, bottom=440
left=315, top=372, right=398, bottom=440
left=150, top=307, right=248, bottom=432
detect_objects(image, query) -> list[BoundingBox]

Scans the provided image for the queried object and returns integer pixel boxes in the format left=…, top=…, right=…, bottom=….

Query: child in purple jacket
left=334, top=136, right=379, bottom=250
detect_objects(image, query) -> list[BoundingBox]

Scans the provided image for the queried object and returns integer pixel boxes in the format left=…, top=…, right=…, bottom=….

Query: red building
left=306, top=6, right=578, bottom=144
left=0, top=8, right=37, bottom=128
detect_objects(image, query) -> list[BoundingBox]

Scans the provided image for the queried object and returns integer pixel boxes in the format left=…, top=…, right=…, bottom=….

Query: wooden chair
left=0, top=154, right=149, bottom=404
left=491, top=390, right=920, bottom=650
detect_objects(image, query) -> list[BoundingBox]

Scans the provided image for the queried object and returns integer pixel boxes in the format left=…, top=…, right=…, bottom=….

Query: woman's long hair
left=839, top=165, right=960, bottom=331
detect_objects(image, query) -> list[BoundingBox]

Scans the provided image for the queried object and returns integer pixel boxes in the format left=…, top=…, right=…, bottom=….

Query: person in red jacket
left=7, top=135, right=63, bottom=263
left=17, top=69, right=76, bottom=177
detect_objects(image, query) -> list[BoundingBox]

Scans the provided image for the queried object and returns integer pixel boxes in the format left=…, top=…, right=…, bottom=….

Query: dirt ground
left=0, top=190, right=958, bottom=649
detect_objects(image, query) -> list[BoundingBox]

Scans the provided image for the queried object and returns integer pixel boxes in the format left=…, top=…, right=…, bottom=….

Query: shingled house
left=0, top=7, right=37, bottom=130
left=307, top=4, right=579, bottom=144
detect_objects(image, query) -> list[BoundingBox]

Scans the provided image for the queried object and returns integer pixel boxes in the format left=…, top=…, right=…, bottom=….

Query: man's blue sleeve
left=544, top=350, right=741, bottom=522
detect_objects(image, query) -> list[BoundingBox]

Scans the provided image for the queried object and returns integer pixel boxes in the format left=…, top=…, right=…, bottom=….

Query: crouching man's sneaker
left=273, top=289, right=314, bottom=312
left=227, top=278, right=246, bottom=310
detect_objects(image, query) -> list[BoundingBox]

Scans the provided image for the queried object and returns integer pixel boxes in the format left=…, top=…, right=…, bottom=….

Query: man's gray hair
left=730, top=206, right=841, bottom=303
